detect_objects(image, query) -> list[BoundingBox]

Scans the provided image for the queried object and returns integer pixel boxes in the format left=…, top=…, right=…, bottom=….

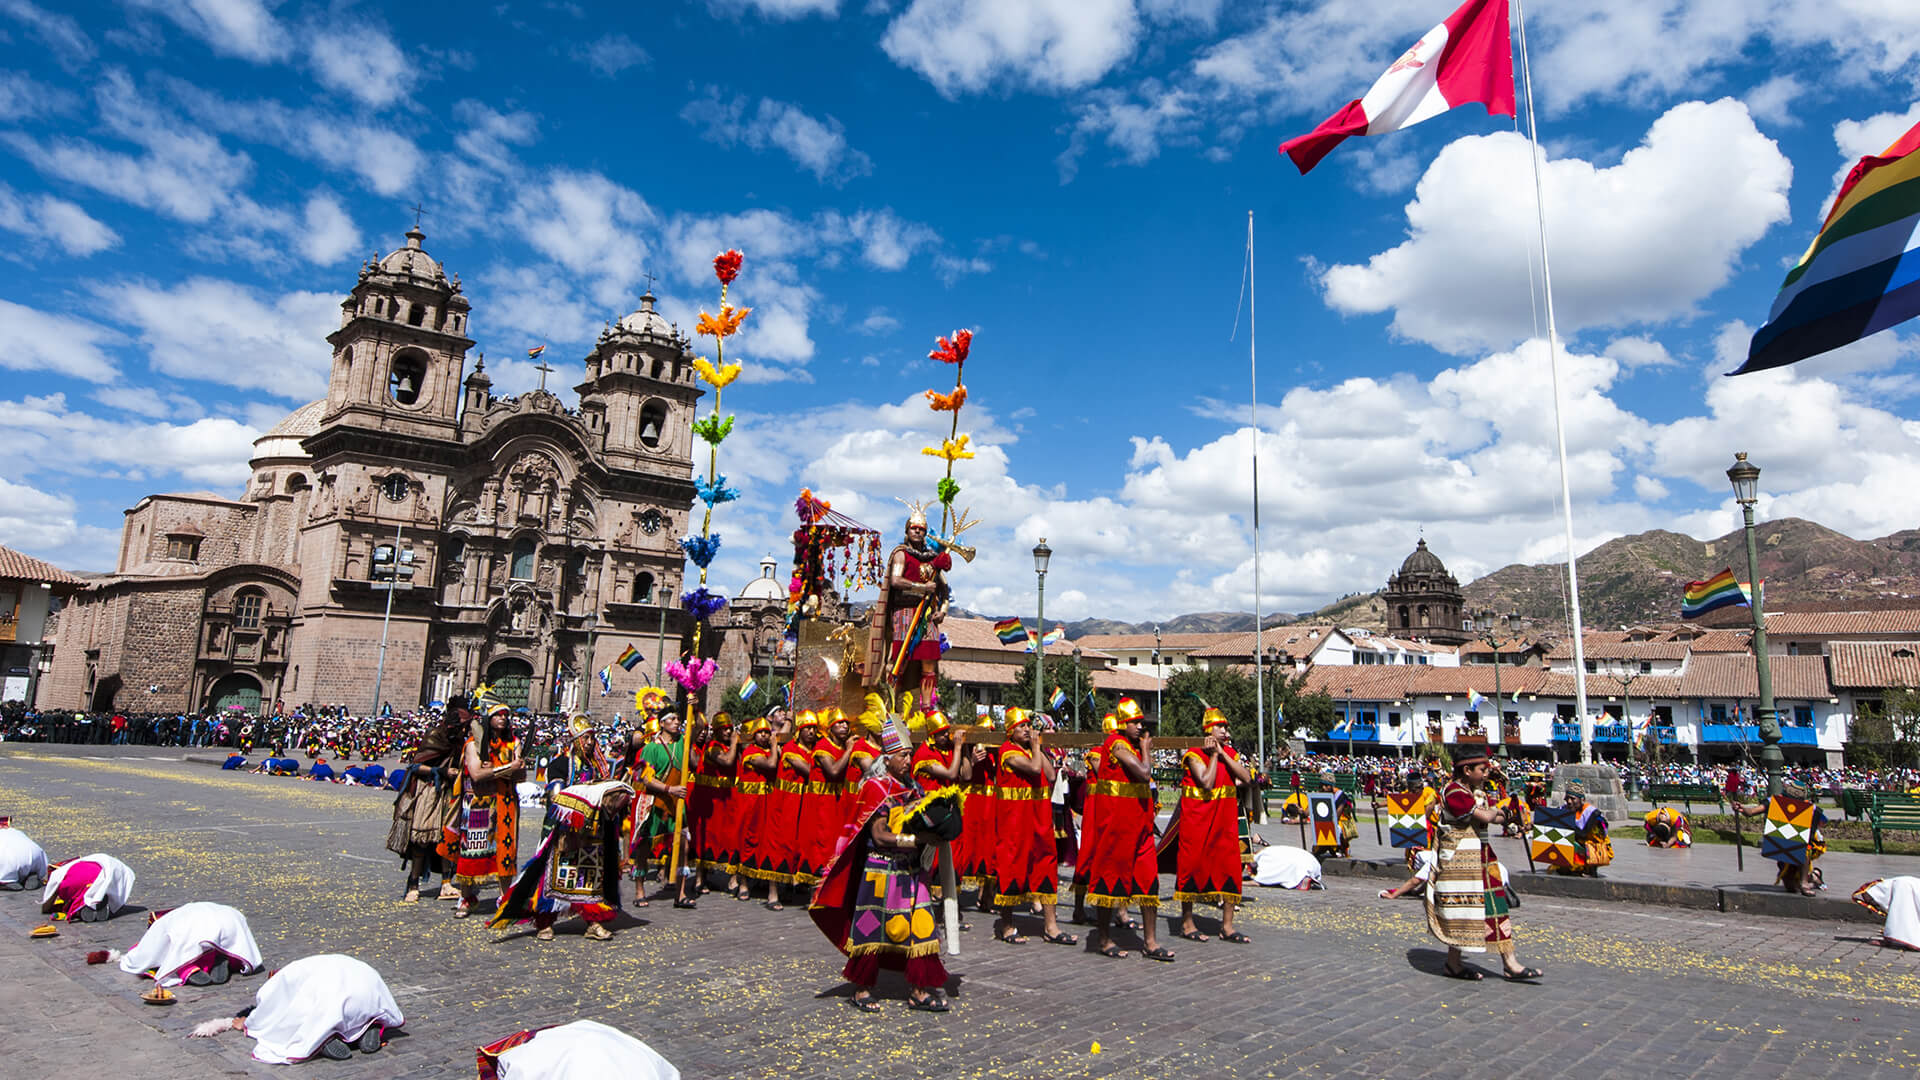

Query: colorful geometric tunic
left=808, top=774, right=951, bottom=993
left=447, top=730, right=519, bottom=886
left=1425, top=780, right=1514, bottom=956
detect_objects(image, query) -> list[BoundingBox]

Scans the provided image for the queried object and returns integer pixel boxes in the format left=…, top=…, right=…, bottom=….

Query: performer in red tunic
left=793, top=713, right=842, bottom=887
left=689, top=713, right=735, bottom=889
left=990, top=708, right=1076, bottom=947
left=1079, top=697, right=1169, bottom=961
left=1070, top=712, right=1116, bottom=926
left=733, top=719, right=778, bottom=900
left=910, top=710, right=971, bottom=927
left=957, top=717, right=998, bottom=910
left=832, top=708, right=883, bottom=830
left=865, top=505, right=952, bottom=704
left=1174, top=708, right=1253, bottom=944
left=763, top=714, right=815, bottom=906
left=702, top=714, right=745, bottom=893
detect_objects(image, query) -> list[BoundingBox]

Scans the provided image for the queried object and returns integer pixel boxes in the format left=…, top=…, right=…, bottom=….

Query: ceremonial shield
left=1309, top=793, right=1339, bottom=849
left=1761, top=795, right=1815, bottom=867
left=791, top=618, right=865, bottom=716
left=1529, top=805, right=1585, bottom=871
left=1385, top=791, right=1426, bottom=848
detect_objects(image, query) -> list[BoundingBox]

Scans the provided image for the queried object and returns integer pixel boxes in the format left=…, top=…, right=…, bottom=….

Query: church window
left=510, top=537, right=537, bottom=581
left=389, top=350, right=427, bottom=405
left=285, top=473, right=309, bottom=493
left=165, top=535, right=200, bottom=561
left=234, top=590, right=264, bottom=629
left=635, top=572, right=654, bottom=603
left=444, top=535, right=466, bottom=563
left=568, top=549, right=589, bottom=586
left=1398, top=606, right=1410, bottom=628
left=1416, top=604, right=1428, bottom=624
left=408, top=302, right=427, bottom=326
left=638, top=401, right=668, bottom=448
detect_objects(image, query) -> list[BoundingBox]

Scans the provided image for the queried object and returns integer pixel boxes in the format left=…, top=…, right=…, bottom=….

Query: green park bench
left=1644, top=782, right=1724, bottom=813
left=1870, top=792, right=1920, bottom=854
left=1838, top=788, right=1873, bottom=821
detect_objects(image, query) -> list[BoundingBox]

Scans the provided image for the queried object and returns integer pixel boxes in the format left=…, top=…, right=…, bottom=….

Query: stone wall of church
left=285, top=610, right=431, bottom=712
left=119, top=498, right=257, bottom=575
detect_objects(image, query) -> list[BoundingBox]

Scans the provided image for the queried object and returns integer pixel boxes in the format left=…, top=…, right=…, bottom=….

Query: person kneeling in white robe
left=1250, top=845, right=1322, bottom=890
left=0, top=823, right=49, bottom=890
left=1854, top=876, right=1920, bottom=951
left=190, top=954, right=404, bottom=1063
left=477, top=1019, right=679, bottom=1080
left=101, top=902, right=264, bottom=987
left=40, top=853, right=136, bottom=921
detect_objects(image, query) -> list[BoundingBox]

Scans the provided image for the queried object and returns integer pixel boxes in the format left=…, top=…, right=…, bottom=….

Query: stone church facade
left=46, top=225, right=711, bottom=716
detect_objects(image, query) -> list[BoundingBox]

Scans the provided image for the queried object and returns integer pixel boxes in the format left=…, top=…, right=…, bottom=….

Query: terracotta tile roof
left=1074, top=630, right=1251, bottom=653
left=1764, top=610, right=1920, bottom=636
left=0, top=545, right=85, bottom=587
left=1544, top=638, right=1691, bottom=661
left=1686, top=630, right=1752, bottom=653
left=1827, top=642, right=1920, bottom=690
left=940, top=617, right=1098, bottom=657
left=934, top=658, right=1161, bottom=692
left=1674, top=654, right=1833, bottom=701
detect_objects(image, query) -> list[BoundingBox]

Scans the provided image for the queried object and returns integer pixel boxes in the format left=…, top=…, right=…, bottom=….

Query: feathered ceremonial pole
left=922, top=329, right=973, bottom=539
left=667, top=248, right=750, bottom=891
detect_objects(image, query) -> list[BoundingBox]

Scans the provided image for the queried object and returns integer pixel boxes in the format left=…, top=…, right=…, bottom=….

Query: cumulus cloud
left=0, top=300, right=123, bottom=382
left=681, top=89, right=872, bottom=184
left=98, top=278, right=339, bottom=399
left=0, top=393, right=261, bottom=494
left=307, top=20, right=417, bottom=108
left=0, top=184, right=119, bottom=255
left=0, top=0, right=95, bottom=67
left=297, top=192, right=361, bottom=264
left=509, top=170, right=657, bottom=309
left=452, top=99, right=540, bottom=176
left=881, top=0, right=1143, bottom=97
left=1319, top=99, right=1792, bottom=354
left=165, top=78, right=425, bottom=197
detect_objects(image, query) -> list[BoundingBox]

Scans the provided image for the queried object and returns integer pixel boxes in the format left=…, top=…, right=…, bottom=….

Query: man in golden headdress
left=866, top=502, right=952, bottom=705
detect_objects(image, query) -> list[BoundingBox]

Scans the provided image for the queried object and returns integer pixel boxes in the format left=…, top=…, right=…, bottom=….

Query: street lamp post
left=1153, top=624, right=1163, bottom=721
left=1728, top=452, right=1783, bottom=799
left=1344, top=686, right=1355, bottom=761
left=369, top=474, right=411, bottom=718
left=1032, top=539, right=1051, bottom=724
left=1472, top=610, right=1515, bottom=746
left=1072, top=645, right=1082, bottom=732
left=582, top=612, right=598, bottom=720
left=1608, top=659, right=1642, bottom=769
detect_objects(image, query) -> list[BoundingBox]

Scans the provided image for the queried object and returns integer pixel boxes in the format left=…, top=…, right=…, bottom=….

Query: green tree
left=716, top=676, right=789, bottom=720
left=1271, top=668, right=1337, bottom=740
left=934, top=671, right=975, bottom=727
left=1161, top=666, right=1258, bottom=744
left=1010, top=653, right=1090, bottom=727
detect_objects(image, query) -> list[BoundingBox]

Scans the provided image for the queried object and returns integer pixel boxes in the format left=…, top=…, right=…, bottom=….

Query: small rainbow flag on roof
left=1680, top=568, right=1754, bottom=619
left=994, top=617, right=1026, bottom=645
left=1738, top=118, right=1920, bottom=373
left=527, top=344, right=547, bottom=359
left=615, top=643, right=642, bottom=671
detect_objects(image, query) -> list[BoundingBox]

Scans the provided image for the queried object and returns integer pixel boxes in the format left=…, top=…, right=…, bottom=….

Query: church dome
left=737, top=554, right=786, bottom=601
left=376, top=225, right=447, bottom=282
left=615, top=292, right=674, bottom=339
left=250, top=399, right=326, bottom=463
left=1398, top=538, right=1448, bottom=577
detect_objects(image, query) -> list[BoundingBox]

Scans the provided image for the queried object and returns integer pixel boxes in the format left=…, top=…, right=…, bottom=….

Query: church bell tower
left=321, top=224, right=473, bottom=443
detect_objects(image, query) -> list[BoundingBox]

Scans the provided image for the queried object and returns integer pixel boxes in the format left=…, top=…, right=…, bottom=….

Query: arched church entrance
left=485, top=658, right=534, bottom=711
left=207, top=673, right=263, bottom=716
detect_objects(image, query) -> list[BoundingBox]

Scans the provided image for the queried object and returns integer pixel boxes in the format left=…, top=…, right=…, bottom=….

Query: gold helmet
left=1114, top=697, right=1145, bottom=724
left=1100, top=712, right=1119, bottom=733
left=1201, top=706, right=1229, bottom=731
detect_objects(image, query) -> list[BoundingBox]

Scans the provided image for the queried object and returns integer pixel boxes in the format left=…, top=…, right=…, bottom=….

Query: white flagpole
left=1514, top=0, right=1592, bottom=762
left=1249, top=211, right=1266, bottom=774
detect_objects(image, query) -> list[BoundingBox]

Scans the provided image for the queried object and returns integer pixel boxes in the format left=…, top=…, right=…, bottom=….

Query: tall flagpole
left=1248, top=211, right=1266, bottom=774
left=1514, top=0, right=1592, bottom=762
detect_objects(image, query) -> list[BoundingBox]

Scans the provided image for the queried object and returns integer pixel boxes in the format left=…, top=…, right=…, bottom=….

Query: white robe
left=118, top=902, right=264, bottom=987
left=244, top=954, right=404, bottom=1065
left=495, top=1020, right=680, bottom=1080
left=41, top=853, right=136, bottom=914
left=1862, top=876, right=1920, bottom=950
left=0, top=827, right=48, bottom=888
left=1251, top=845, right=1322, bottom=889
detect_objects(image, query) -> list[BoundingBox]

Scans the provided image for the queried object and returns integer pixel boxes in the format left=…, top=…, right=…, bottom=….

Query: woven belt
left=1181, top=786, right=1236, bottom=802
left=996, top=787, right=1043, bottom=801
left=1091, top=781, right=1151, bottom=798
left=693, top=775, right=730, bottom=789
left=735, top=781, right=768, bottom=795
left=774, top=780, right=805, bottom=794
left=803, top=781, right=838, bottom=795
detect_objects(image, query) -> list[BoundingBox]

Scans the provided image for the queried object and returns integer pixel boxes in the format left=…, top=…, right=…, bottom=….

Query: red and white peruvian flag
left=1279, top=0, right=1515, bottom=174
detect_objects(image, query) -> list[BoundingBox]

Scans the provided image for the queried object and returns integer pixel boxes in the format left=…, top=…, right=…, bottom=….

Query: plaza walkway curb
left=1318, top=854, right=1879, bottom=924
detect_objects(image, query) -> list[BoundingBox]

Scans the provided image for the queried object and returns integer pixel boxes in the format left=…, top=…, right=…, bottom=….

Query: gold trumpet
left=941, top=506, right=980, bottom=562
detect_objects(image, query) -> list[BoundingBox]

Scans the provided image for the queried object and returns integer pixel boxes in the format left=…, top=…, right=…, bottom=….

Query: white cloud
left=1319, top=99, right=1792, bottom=354
left=298, top=192, right=361, bottom=264
left=165, top=79, right=426, bottom=197
left=828, top=209, right=937, bottom=269
left=452, top=99, right=540, bottom=176
left=307, top=20, right=417, bottom=108
left=0, top=300, right=123, bottom=382
left=0, top=0, right=94, bottom=66
left=0, top=184, right=119, bottom=255
left=855, top=309, right=901, bottom=335
left=92, top=385, right=206, bottom=420
left=933, top=253, right=990, bottom=284
left=1058, top=83, right=1194, bottom=181
left=0, top=393, right=261, bottom=491
left=570, top=33, right=649, bottom=77
left=509, top=170, right=656, bottom=309
left=98, top=278, right=339, bottom=399
left=881, top=0, right=1143, bottom=97
left=1741, top=74, right=1803, bottom=128
left=127, top=0, right=288, bottom=62
left=713, top=0, right=841, bottom=18
left=681, top=90, right=872, bottom=184
left=0, top=70, right=81, bottom=119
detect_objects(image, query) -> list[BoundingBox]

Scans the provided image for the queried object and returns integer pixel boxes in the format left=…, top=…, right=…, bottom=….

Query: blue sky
left=5, top=0, right=1920, bottom=624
